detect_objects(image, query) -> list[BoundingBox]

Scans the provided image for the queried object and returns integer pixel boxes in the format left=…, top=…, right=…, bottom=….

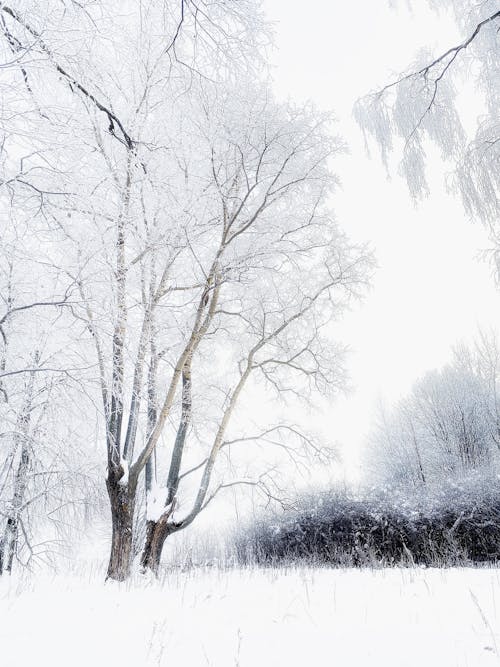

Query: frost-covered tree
left=137, top=84, right=371, bottom=574
left=368, top=341, right=500, bottom=489
left=0, top=216, right=98, bottom=574
left=0, top=0, right=269, bottom=579
left=0, top=1, right=372, bottom=580
left=355, top=2, right=500, bottom=228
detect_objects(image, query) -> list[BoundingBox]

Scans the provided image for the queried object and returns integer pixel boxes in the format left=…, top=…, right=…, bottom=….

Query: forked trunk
left=140, top=518, right=174, bottom=575
left=106, top=475, right=135, bottom=581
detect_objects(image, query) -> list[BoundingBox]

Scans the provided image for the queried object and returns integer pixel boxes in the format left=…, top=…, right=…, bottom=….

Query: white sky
left=262, top=0, right=500, bottom=479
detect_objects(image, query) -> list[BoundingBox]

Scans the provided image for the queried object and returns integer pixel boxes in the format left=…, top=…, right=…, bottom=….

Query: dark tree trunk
left=0, top=367, right=36, bottom=576
left=0, top=440, right=30, bottom=575
left=4, top=517, right=19, bottom=573
left=106, top=474, right=135, bottom=581
left=0, top=518, right=19, bottom=575
left=140, top=518, right=175, bottom=575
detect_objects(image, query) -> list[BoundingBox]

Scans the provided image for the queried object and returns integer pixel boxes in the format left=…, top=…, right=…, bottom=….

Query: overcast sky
left=262, top=1, right=500, bottom=479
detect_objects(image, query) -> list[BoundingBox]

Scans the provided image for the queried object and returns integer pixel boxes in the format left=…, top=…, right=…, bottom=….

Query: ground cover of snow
left=1, top=565, right=499, bottom=666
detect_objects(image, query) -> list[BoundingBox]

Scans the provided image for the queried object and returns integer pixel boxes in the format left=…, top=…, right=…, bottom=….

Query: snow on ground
left=1, top=566, right=500, bottom=666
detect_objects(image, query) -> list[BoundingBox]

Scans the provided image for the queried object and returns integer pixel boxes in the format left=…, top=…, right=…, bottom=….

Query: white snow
left=1, top=566, right=499, bottom=666
left=118, top=459, right=129, bottom=487
left=146, top=484, right=170, bottom=521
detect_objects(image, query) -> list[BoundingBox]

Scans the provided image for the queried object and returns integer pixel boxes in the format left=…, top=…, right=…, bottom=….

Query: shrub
left=234, top=474, right=500, bottom=566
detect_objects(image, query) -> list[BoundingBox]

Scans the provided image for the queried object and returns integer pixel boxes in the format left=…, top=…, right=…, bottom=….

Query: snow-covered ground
left=1, top=566, right=499, bottom=666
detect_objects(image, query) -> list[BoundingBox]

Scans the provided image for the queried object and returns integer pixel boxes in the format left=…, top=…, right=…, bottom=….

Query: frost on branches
left=0, top=0, right=372, bottom=580
left=355, top=1, right=500, bottom=227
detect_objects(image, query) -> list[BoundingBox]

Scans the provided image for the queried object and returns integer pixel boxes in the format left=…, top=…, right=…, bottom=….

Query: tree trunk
left=0, top=366, right=36, bottom=576
left=3, top=517, right=19, bottom=574
left=0, top=435, right=30, bottom=575
left=140, top=517, right=174, bottom=575
left=106, top=475, right=135, bottom=581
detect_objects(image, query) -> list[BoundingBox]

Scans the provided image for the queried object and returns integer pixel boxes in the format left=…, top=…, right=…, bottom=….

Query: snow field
left=1, top=566, right=500, bottom=666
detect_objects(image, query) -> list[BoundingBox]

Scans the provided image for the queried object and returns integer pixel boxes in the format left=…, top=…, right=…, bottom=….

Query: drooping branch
left=359, top=9, right=500, bottom=140
left=375, top=10, right=500, bottom=101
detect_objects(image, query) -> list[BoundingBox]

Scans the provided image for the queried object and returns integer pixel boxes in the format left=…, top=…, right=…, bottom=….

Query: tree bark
left=0, top=443, right=29, bottom=575
left=140, top=517, right=175, bottom=575
left=0, top=366, right=35, bottom=576
left=106, top=473, right=135, bottom=581
left=3, top=517, right=19, bottom=573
